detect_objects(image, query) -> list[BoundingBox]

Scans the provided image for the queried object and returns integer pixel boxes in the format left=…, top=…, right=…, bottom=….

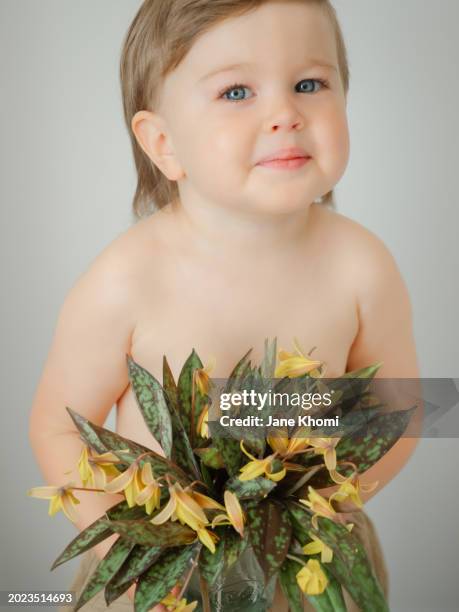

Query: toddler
left=30, top=1, right=422, bottom=609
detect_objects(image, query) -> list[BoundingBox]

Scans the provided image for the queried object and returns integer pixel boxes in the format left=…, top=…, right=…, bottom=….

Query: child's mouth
left=257, top=156, right=311, bottom=170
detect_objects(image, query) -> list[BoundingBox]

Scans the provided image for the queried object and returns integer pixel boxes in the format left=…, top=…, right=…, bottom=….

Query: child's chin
left=250, top=198, right=311, bottom=216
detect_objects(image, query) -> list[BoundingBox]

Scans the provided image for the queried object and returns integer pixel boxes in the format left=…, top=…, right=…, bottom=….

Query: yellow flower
left=28, top=484, right=80, bottom=522
left=193, top=357, right=216, bottom=396
left=266, top=428, right=290, bottom=455
left=135, top=463, right=162, bottom=514
left=150, top=483, right=209, bottom=532
left=196, top=404, right=210, bottom=438
left=238, top=440, right=286, bottom=482
left=78, top=446, right=121, bottom=489
left=306, top=437, right=340, bottom=471
left=150, top=482, right=224, bottom=553
left=211, top=490, right=245, bottom=537
left=161, top=593, right=198, bottom=611
left=78, top=446, right=91, bottom=485
left=224, top=491, right=245, bottom=537
left=104, top=461, right=144, bottom=508
left=302, top=532, right=333, bottom=563
left=329, top=470, right=379, bottom=509
left=296, top=559, right=328, bottom=595
left=275, top=338, right=323, bottom=378
left=300, top=486, right=337, bottom=530
left=196, top=526, right=219, bottom=554
left=191, top=491, right=226, bottom=511
left=267, top=426, right=312, bottom=457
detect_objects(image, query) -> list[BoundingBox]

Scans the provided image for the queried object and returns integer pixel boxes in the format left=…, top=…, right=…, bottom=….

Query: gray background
left=1, top=1, right=458, bottom=610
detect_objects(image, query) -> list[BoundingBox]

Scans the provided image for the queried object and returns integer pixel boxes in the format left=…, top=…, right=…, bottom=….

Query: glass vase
left=184, top=543, right=275, bottom=612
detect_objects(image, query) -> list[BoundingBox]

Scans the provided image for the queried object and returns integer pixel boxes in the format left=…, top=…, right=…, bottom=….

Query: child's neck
left=167, top=196, right=317, bottom=263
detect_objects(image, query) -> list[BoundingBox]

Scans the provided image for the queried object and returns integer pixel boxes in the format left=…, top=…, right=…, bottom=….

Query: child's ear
left=131, top=111, right=185, bottom=181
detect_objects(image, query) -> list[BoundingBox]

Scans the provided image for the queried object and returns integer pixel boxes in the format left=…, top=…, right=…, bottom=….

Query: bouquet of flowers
left=29, top=338, right=415, bottom=611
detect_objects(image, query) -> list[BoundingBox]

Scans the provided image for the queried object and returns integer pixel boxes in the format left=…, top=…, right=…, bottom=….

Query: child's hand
left=126, top=582, right=182, bottom=610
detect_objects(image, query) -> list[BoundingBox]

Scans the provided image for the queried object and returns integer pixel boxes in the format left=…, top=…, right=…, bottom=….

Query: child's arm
left=318, top=230, right=423, bottom=505
left=28, top=249, right=169, bottom=609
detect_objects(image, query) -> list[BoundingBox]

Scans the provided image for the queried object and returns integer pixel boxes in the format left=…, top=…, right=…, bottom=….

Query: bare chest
left=115, top=252, right=358, bottom=448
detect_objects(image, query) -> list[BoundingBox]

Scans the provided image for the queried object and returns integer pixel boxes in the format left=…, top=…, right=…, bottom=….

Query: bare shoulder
left=102, top=208, right=173, bottom=267
left=62, top=218, right=156, bottom=335
left=313, top=205, right=410, bottom=306
left=29, top=219, right=164, bottom=431
left=315, top=206, right=419, bottom=378
left=313, top=204, right=395, bottom=261
left=78, top=211, right=167, bottom=293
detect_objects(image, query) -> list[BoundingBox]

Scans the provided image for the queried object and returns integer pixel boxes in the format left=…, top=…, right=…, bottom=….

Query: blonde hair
left=120, top=0, right=350, bottom=219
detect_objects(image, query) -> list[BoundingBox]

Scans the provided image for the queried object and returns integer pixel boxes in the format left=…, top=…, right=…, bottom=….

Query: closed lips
left=257, top=147, right=310, bottom=163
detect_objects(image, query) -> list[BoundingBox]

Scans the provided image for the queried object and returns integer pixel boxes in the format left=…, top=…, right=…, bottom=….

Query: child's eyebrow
left=198, top=59, right=337, bottom=82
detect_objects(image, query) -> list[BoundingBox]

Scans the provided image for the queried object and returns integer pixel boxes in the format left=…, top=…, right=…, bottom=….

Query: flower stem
left=199, top=572, right=211, bottom=612
left=185, top=480, right=208, bottom=491
left=190, top=371, right=197, bottom=448
left=177, top=554, right=199, bottom=602
left=70, top=487, right=105, bottom=493
left=288, top=448, right=316, bottom=458
left=286, top=553, right=306, bottom=567
left=285, top=463, right=325, bottom=496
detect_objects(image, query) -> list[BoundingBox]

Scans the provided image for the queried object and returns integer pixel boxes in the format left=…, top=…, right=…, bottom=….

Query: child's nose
left=262, top=100, right=304, bottom=132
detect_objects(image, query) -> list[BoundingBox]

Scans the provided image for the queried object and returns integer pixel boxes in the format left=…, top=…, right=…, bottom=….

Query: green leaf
left=199, top=527, right=226, bottom=583
left=304, top=564, right=346, bottom=612
left=199, top=461, right=214, bottom=494
left=279, top=558, right=304, bottom=612
left=105, top=545, right=163, bottom=605
left=309, top=406, right=416, bottom=488
left=194, top=446, right=225, bottom=469
left=304, top=591, right=335, bottom=612
left=117, top=450, right=192, bottom=487
left=315, top=517, right=389, bottom=611
left=280, top=553, right=347, bottom=612
left=65, top=407, right=113, bottom=454
left=170, top=407, right=202, bottom=480
left=66, top=407, right=149, bottom=457
left=223, top=531, right=248, bottom=570
left=298, top=405, right=382, bottom=473
left=127, top=355, right=173, bottom=458
left=316, top=566, right=347, bottom=612
left=162, top=355, right=179, bottom=410
left=104, top=578, right=134, bottom=607
left=103, top=519, right=196, bottom=547
left=239, top=432, right=265, bottom=459
left=51, top=502, right=146, bottom=569
left=226, top=476, right=276, bottom=500
left=67, top=407, right=191, bottom=484
left=260, top=337, right=278, bottom=379
left=162, top=357, right=201, bottom=480
left=341, top=363, right=383, bottom=380
left=134, top=543, right=201, bottom=612
left=177, top=349, right=206, bottom=444
left=74, top=537, right=135, bottom=611
left=322, top=375, right=380, bottom=418
left=317, top=406, right=383, bottom=438
left=287, top=502, right=314, bottom=544
left=224, top=348, right=253, bottom=393
left=247, top=499, right=292, bottom=583
left=212, top=435, right=243, bottom=477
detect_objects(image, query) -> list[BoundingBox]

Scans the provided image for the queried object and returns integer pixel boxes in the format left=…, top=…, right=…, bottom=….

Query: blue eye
left=218, top=78, right=329, bottom=102
left=296, top=78, right=329, bottom=94
left=220, top=84, right=252, bottom=101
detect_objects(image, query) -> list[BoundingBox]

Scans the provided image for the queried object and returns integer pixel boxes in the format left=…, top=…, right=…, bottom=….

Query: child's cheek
left=203, top=116, right=251, bottom=164
left=314, top=108, right=350, bottom=177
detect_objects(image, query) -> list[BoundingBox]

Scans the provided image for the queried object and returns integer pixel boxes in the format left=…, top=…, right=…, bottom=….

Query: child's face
left=151, top=1, right=349, bottom=216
